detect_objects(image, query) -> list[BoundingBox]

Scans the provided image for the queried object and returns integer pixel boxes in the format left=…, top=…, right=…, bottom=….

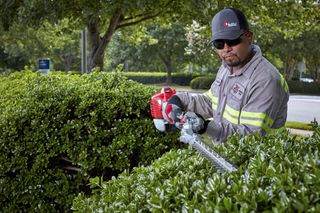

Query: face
left=214, top=32, right=253, bottom=69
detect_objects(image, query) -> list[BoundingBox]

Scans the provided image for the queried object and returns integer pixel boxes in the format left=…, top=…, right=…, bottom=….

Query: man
left=163, top=8, right=289, bottom=143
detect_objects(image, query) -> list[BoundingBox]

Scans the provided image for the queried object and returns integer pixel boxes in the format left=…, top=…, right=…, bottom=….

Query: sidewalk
left=287, top=128, right=314, bottom=136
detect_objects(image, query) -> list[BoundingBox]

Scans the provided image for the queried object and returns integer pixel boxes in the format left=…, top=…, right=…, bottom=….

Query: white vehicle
left=300, top=78, right=314, bottom=83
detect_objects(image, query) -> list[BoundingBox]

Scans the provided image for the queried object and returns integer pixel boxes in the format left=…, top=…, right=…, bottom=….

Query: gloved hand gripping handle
left=150, top=87, right=237, bottom=173
left=180, top=119, right=238, bottom=173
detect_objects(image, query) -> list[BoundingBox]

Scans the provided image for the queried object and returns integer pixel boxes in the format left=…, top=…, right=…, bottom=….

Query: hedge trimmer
left=150, top=87, right=237, bottom=173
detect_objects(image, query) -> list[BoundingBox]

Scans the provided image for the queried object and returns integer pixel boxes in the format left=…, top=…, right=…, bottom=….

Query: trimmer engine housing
left=150, top=87, right=176, bottom=131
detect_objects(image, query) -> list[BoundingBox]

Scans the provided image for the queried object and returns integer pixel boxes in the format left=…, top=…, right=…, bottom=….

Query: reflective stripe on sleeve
left=241, top=111, right=274, bottom=127
left=204, top=90, right=218, bottom=111
left=240, top=111, right=273, bottom=132
left=280, top=75, right=289, bottom=93
left=223, top=104, right=240, bottom=124
left=222, top=104, right=274, bottom=133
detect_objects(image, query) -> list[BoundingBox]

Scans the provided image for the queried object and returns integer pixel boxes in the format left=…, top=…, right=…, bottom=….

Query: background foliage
left=124, top=72, right=201, bottom=86
left=72, top=129, right=320, bottom=212
left=0, top=0, right=319, bottom=81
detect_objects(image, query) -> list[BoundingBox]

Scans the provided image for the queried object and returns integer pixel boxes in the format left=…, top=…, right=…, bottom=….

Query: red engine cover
left=150, top=87, right=176, bottom=119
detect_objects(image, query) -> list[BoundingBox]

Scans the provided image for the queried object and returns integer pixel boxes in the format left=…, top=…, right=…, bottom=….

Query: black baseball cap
left=209, top=8, right=249, bottom=43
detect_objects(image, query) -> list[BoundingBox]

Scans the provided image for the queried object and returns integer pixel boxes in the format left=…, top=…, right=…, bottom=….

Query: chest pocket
left=228, top=81, right=247, bottom=110
left=224, top=79, right=250, bottom=124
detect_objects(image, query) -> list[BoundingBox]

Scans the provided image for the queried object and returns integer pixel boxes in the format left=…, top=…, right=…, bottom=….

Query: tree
left=303, top=29, right=320, bottom=82
left=1, top=0, right=192, bottom=71
left=105, top=31, right=163, bottom=72
left=0, top=47, right=27, bottom=72
left=107, top=21, right=189, bottom=83
left=185, top=20, right=220, bottom=73
left=147, top=21, right=189, bottom=83
left=265, top=33, right=304, bottom=80
left=1, top=19, right=81, bottom=71
left=1, top=0, right=319, bottom=72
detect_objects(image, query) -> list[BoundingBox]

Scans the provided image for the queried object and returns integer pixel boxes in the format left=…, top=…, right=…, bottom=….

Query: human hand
left=163, top=103, right=183, bottom=125
left=183, top=112, right=205, bottom=133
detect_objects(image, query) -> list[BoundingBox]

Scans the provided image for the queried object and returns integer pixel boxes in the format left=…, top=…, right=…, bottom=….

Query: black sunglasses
left=213, top=33, right=245, bottom=50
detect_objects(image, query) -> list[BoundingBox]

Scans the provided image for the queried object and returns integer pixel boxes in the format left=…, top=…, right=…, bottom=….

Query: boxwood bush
left=0, top=70, right=180, bottom=212
left=124, top=72, right=200, bottom=86
left=190, top=76, right=215, bottom=90
left=191, top=77, right=320, bottom=95
left=73, top=128, right=320, bottom=212
left=287, top=81, right=320, bottom=95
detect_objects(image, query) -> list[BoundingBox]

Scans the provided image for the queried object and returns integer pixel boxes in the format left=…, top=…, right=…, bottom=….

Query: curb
left=287, top=128, right=313, bottom=136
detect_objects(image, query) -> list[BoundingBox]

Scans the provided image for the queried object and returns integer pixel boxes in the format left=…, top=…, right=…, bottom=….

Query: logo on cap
left=223, top=21, right=237, bottom=27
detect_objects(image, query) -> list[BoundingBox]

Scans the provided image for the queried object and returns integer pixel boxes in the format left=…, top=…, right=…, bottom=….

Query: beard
left=222, top=47, right=254, bottom=68
left=226, top=60, right=242, bottom=67
left=223, top=54, right=242, bottom=67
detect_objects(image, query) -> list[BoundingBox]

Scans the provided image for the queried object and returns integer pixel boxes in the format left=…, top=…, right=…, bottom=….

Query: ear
left=245, top=31, right=254, bottom=44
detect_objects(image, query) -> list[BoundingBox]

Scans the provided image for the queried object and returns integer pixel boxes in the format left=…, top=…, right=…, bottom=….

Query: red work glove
left=163, top=103, right=183, bottom=124
left=162, top=95, right=184, bottom=129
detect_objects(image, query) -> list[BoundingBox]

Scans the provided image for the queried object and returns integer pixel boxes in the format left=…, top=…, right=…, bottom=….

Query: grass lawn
left=151, top=83, right=192, bottom=90
left=285, top=121, right=314, bottom=131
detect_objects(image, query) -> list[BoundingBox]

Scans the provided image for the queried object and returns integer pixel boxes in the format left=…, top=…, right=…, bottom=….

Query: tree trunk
left=312, top=67, right=320, bottom=82
left=62, top=55, right=71, bottom=72
left=308, top=62, right=320, bottom=82
left=86, top=10, right=122, bottom=72
left=159, top=55, right=173, bottom=84
left=124, top=59, right=129, bottom=72
left=283, top=59, right=297, bottom=81
left=188, top=63, right=193, bottom=73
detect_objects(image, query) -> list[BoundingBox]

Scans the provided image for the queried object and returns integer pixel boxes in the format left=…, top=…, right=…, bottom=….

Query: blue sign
left=39, top=58, right=50, bottom=74
left=39, top=59, right=50, bottom=69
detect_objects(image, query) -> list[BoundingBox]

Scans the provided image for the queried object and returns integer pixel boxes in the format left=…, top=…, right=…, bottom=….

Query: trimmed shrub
left=0, top=70, right=180, bottom=212
left=72, top=129, right=320, bottom=212
left=287, top=81, right=320, bottom=95
left=124, top=72, right=200, bottom=86
left=190, top=76, right=215, bottom=90
left=190, top=77, right=320, bottom=95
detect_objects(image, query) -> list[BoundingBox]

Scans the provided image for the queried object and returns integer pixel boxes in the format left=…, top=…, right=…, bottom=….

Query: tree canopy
left=0, top=0, right=319, bottom=80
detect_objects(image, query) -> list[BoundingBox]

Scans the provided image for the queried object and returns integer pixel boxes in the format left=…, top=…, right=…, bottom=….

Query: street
left=287, top=95, right=320, bottom=123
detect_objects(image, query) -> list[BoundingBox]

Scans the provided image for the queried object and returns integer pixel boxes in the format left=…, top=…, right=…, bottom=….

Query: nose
left=223, top=42, right=233, bottom=51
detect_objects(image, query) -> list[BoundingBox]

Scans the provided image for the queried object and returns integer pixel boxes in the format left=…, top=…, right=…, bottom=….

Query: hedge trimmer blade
left=180, top=121, right=238, bottom=173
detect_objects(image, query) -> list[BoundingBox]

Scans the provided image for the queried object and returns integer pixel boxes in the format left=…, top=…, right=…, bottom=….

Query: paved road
left=287, top=95, right=320, bottom=123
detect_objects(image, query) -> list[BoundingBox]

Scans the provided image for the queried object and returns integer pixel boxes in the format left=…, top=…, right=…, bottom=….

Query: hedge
left=287, top=81, right=320, bottom=95
left=190, top=76, right=320, bottom=95
left=190, top=76, right=215, bottom=90
left=72, top=128, right=320, bottom=212
left=0, top=70, right=181, bottom=212
left=124, top=72, right=201, bottom=86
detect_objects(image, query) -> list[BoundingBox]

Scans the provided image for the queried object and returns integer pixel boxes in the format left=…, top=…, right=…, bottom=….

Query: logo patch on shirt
left=231, top=82, right=245, bottom=100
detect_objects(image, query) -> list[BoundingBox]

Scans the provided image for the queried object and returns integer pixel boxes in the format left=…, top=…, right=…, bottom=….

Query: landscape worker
left=163, top=8, right=289, bottom=143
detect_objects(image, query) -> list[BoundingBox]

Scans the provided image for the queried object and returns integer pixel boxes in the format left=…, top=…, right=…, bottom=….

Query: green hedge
left=191, top=77, right=320, bottom=95
left=72, top=129, right=320, bottom=212
left=190, top=76, right=215, bottom=90
left=124, top=72, right=200, bottom=86
left=287, top=81, right=320, bottom=95
left=0, top=70, right=180, bottom=212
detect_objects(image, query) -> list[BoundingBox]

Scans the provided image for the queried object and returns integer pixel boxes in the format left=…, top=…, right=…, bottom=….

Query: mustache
left=222, top=53, right=237, bottom=58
